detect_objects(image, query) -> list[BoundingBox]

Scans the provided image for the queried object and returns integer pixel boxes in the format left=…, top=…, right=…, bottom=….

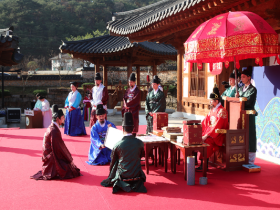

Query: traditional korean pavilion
left=60, top=35, right=177, bottom=86
left=107, top=0, right=280, bottom=116
left=0, top=26, right=23, bottom=66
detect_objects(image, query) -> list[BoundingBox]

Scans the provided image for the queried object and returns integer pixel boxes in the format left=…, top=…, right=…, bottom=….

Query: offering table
left=170, top=141, right=209, bottom=180
left=137, top=135, right=170, bottom=174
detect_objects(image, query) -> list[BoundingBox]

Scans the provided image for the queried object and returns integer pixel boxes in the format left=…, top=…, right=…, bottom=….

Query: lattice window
left=190, top=63, right=205, bottom=97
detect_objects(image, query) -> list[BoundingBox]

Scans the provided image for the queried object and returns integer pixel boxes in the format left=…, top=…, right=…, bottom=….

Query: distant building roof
left=0, top=74, right=82, bottom=81
left=50, top=53, right=72, bottom=60
left=107, top=0, right=199, bottom=35
left=60, top=35, right=177, bottom=55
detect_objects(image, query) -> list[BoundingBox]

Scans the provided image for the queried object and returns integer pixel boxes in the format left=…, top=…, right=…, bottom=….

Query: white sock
left=249, top=152, right=256, bottom=164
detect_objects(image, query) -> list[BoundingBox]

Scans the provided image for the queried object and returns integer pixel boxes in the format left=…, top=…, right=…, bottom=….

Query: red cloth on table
left=200, top=105, right=229, bottom=159
left=122, top=86, right=141, bottom=134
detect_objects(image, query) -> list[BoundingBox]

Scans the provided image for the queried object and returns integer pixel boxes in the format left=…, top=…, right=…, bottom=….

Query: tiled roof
left=107, top=0, right=204, bottom=35
left=60, top=35, right=176, bottom=55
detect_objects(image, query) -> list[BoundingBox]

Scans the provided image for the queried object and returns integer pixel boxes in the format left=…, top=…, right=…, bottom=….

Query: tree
left=66, top=29, right=108, bottom=41
left=27, top=61, right=38, bottom=70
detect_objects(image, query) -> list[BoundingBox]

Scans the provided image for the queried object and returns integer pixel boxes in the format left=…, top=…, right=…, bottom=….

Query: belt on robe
left=122, top=176, right=141, bottom=182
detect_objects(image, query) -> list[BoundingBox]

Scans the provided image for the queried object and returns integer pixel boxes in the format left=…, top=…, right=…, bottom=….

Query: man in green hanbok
left=145, top=75, right=166, bottom=134
left=236, top=67, right=257, bottom=164
left=101, top=112, right=147, bottom=194
left=221, top=71, right=237, bottom=106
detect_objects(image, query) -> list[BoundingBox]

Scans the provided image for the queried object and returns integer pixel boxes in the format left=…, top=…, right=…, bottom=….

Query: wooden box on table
left=152, top=130, right=164, bottom=136
left=153, top=112, right=168, bottom=130
left=25, top=109, right=43, bottom=129
left=183, top=120, right=203, bottom=145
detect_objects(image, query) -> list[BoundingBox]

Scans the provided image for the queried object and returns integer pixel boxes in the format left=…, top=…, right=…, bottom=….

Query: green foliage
left=124, top=86, right=128, bottom=90
left=33, top=89, right=47, bottom=96
left=163, top=86, right=168, bottom=90
left=0, top=89, right=11, bottom=97
left=168, top=84, right=176, bottom=94
left=0, top=0, right=162, bottom=59
left=66, top=29, right=108, bottom=41
left=82, top=83, right=94, bottom=87
left=27, top=61, right=38, bottom=70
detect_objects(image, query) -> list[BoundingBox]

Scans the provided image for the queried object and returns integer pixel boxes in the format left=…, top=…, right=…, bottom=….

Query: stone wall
left=3, top=79, right=81, bottom=87
left=107, top=70, right=177, bottom=85
left=2, top=88, right=85, bottom=110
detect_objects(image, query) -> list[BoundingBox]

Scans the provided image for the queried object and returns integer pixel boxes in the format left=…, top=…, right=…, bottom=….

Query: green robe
left=221, top=86, right=236, bottom=106
left=145, top=89, right=166, bottom=134
left=101, top=135, right=147, bottom=193
left=238, top=84, right=257, bottom=152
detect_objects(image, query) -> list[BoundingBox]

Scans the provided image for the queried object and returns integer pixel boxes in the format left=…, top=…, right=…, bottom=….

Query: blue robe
left=64, top=91, right=86, bottom=136
left=86, top=120, right=116, bottom=165
left=34, top=100, right=42, bottom=110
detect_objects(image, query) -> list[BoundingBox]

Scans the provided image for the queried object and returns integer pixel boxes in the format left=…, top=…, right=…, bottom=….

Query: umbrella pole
left=234, top=57, right=238, bottom=93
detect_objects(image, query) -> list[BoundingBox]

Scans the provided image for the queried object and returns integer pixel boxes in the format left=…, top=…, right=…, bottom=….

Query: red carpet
left=1, top=126, right=280, bottom=210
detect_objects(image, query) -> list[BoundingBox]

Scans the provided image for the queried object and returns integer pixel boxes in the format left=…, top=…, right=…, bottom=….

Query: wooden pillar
left=136, top=66, right=140, bottom=86
left=177, top=47, right=184, bottom=112
left=103, top=65, right=107, bottom=86
left=127, top=57, right=132, bottom=82
left=94, top=59, right=100, bottom=76
left=152, top=60, right=157, bottom=76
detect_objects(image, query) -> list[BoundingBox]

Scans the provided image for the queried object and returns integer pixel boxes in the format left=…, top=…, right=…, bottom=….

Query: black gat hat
left=96, top=104, right=106, bottom=115
left=209, top=84, right=220, bottom=100
left=129, top=73, right=136, bottom=82
left=122, top=112, right=134, bottom=127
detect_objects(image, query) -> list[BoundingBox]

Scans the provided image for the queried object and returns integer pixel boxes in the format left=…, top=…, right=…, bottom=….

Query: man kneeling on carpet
left=31, top=104, right=81, bottom=180
left=86, top=104, right=116, bottom=165
left=196, top=85, right=229, bottom=171
left=101, top=112, right=147, bottom=194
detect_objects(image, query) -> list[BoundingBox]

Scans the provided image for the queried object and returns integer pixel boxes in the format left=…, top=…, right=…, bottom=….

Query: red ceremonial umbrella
left=184, top=11, right=280, bottom=90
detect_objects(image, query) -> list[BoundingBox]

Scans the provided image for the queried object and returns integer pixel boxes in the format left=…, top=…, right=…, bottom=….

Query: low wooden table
left=143, top=141, right=169, bottom=174
left=170, top=141, right=209, bottom=179
left=138, top=135, right=169, bottom=174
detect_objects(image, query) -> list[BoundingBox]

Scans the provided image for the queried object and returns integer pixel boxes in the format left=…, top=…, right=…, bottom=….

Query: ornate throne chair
left=210, top=97, right=255, bottom=171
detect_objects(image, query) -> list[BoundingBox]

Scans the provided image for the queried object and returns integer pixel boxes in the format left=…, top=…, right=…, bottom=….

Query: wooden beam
left=127, top=57, right=132, bottom=81
left=136, top=65, right=140, bottom=86
left=103, top=65, right=108, bottom=86
left=152, top=60, right=157, bottom=76
left=177, top=47, right=184, bottom=112
left=95, top=59, right=100, bottom=76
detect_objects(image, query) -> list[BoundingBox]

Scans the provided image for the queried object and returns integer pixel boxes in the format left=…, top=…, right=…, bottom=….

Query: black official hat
left=52, top=104, right=64, bottom=118
left=122, top=112, right=134, bottom=127
left=70, top=81, right=79, bottom=87
left=242, top=66, right=252, bottom=77
left=38, top=95, right=45, bottom=100
left=35, top=93, right=41, bottom=97
left=95, top=72, right=102, bottom=80
left=96, top=104, right=106, bottom=115
left=209, top=84, right=220, bottom=100
left=229, top=70, right=241, bottom=79
left=152, top=75, right=161, bottom=84
left=129, top=73, right=136, bottom=82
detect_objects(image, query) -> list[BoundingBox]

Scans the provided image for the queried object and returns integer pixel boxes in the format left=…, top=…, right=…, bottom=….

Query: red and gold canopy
left=184, top=11, right=280, bottom=70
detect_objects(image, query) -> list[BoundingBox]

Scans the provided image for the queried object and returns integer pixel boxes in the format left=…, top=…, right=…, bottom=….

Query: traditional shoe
left=195, top=165, right=203, bottom=172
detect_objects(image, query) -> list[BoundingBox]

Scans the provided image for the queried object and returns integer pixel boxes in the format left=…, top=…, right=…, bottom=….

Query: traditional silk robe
left=238, top=84, right=257, bottom=152
left=221, top=86, right=236, bottom=106
left=31, top=122, right=80, bottom=180
left=64, top=90, right=86, bottom=136
left=89, top=84, right=109, bottom=128
left=34, top=100, right=42, bottom=110
left=101, top=135, right=147, bottom=193
left=145, top=89, right=166, bottom=134
left=86, top=120, right=116, bottom=165
left=83, top=95, right=92, bottom=121
left=201, top=104, right=229, bottom=158
left=122, top=85, right=141, bottom=134
left=41, top=99, right=52, bottom=128
left=221, top=86, right=236, bottom=98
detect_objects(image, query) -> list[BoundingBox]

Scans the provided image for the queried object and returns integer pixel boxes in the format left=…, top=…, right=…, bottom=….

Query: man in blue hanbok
left=86, top=104, right=116, bottom=165
left=64, top=82, right=86, bottom=136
